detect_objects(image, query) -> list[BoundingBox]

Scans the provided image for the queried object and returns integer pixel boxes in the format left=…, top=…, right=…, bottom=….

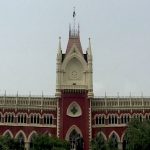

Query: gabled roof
left=66, top=29, right=83, bottom=54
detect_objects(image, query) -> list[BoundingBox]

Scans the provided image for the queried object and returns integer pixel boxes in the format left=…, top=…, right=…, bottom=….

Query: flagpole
left=73, top=7, right=76, bottom=36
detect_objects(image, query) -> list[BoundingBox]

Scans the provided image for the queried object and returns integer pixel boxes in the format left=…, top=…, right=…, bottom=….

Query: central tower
left=56, top=25, right=93, bottom=150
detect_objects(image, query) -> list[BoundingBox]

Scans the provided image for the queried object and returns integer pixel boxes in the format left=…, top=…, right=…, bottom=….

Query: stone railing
left=0, top=94, right=57, bottom=110
left=92, top=96, right=150, bottom=110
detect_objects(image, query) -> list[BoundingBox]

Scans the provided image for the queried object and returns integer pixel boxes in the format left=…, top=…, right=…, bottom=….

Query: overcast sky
left=0, top=0, right=150, bottom=96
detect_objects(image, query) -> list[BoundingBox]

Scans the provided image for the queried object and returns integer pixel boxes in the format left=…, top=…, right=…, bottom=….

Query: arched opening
left=5, top=132, right=11, bottom=138
left=3, top=130, right=13, bottom=138
left=64, top=57, right=84, bottom=85
left=92, top=132, right=107, bottom=150
left=108, top=133, right=118, bottom=149
left=122, top=133, right=128, bottom=150
left=16, top=133, right=25, bottom=150
left=69, top=129, right=83, bottom=150
left=29, top=133, right=37, bottom=149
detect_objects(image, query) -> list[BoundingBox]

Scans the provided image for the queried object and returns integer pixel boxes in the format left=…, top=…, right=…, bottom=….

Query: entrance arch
left=65, top=125, right=83, bottom=150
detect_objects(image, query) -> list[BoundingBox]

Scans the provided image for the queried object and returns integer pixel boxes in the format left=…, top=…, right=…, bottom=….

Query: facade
left=0, top=26, right=150, bottom=150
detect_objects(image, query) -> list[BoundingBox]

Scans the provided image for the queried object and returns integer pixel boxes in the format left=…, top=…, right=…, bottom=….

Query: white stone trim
left=92, top=124, right=127, bottom=128
left=62, top=53, right=87, bottom=71
left=0, top=123, right=56, bottom=127
left=89, top=100, right=92, bottom=143
left=16, top=112, right=28, bottom=117
left=97, top=131, right=107, bottom=141
left=65, top=125, right=83, bottom=141
left=57, top=100, right=60, bottom=137
left=3, top=129, right=13, bottom=138
left=109, top=131, right=120, bottom=142
left=67, top=101, right=82, bottom=117
left=28, top=131, right=37, bottom=142
left=15, top=130, right=27, bottom=142
left=121, top=131, right=127, bottom=143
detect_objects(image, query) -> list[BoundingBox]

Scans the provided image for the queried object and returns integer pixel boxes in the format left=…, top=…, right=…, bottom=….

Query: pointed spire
left=58, top=36, right=61, bottom=52
left=57, top=36, right=62, bottom=60
left=88, top=38, right=92, bottom=56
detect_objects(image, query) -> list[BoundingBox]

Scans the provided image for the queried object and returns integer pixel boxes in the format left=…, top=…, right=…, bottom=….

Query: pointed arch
left=3, top=130, right=13, bottom=138
left=62, top=56, right=86, bottom=86
left=121, top=131, right=127, bottom=143
left=4, top=112, right=15, bottom=123
left=15, top=130, right=27, bottom=142
left=29, top=113, right=41, bottom=124
left=62, top=52, right=87, bottom=71
left=28, top=131, right=37, bottom=142
left=42, top=114, right=54, bottom=125
left=65, top=125, right=83, bottom=141
left=97, top=131, right=107, bottom=141
left=109, top=131, right=120, bottom=142
left=107, top=114, right=119, bottom=124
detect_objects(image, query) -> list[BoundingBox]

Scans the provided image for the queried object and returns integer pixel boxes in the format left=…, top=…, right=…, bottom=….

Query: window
left=30, top=114, right=40, bottom=124
left=43, top=114, right=53, bottom=125
left=17, top=113, right=27, bottom=124
left=5, top=113, right=14, bottom=123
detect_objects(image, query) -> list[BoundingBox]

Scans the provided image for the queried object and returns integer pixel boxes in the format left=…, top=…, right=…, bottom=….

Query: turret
left=57, top=37, right=62, bottom=61
left=56, top=37, right=62, bottom=97
left=87, top=38, right=92, bottom=60
left=87, top=38, right=93, bottom=97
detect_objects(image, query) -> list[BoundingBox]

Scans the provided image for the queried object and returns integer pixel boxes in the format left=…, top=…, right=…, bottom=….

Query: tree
left=125, top=119, right=150, bottom=150
left=91, top=133, right=107, bottom=150
left=30, top=134, right=70, bottom=150
left=107, top=134, right=118, bottom=150
left=0, top=135, right=20, bottom=150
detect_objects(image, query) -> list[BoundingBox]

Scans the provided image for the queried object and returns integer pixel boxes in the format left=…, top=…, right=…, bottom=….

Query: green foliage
left=0, top=134, right=69, bottom=150
left=31, top=134, right=70, bottom=150
left=125, top=119, right=150, bottom=150
left=107, top=136, right=118, bottom=150
left=0, top=135, right=22, bottom=150
left=91, top=133, right=107, bottom=150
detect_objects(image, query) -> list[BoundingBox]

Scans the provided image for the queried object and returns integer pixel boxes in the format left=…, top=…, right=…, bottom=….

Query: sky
left=0, top=0, right=150, bottom=96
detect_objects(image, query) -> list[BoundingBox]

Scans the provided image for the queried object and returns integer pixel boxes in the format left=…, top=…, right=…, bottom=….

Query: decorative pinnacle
left=58, top=36, right=61, bottom=51
left=89, top=38, right=91, bottom=47
left=58, top=37, right=61, bottom=54
left=88, top=38, right=92, bottom=56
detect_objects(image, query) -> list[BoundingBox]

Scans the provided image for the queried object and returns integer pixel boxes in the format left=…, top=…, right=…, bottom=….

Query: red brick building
left=0, top=26, right=150, bottom=150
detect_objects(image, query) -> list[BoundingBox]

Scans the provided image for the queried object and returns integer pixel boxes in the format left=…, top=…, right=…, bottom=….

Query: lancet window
left=43, top=114, right=53, bottom=125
